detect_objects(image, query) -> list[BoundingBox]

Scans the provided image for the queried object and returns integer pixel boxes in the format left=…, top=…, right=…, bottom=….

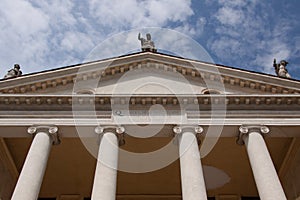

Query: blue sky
left=0, top=0, right=299, bottom=79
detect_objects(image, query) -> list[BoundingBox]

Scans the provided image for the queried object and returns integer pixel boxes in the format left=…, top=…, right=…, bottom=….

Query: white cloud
left=210, top=37, right=241, bottom=59
left=293, top=37, right=300, bottom=56
left=216, top=7, right=244, bottom=26
left=1, top=0, right=298, bottom=80
left=61, top=31, right=95, bottom=53
left=0, top=0, right=98, bottom=76
left=0, top=0, right=197, bottom=78
left=217, top=0, right=247, bottom=8
left=30, top=0, right=77, bottom=28
left=89, top=0, right=193, bottom=29
left=0, top=0, right=50, bottom=75
left=207, top=0, right=296, bottom=75
left=174, top=17, right=207, bottom=37
left=0, top=0, right=49, bottom=36
left=254, top=39, right=291, bottom=75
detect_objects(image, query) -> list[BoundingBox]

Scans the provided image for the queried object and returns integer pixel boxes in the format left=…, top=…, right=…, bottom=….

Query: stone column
left=173, top=125, right=207, bottom=200
left=238, top=125, right=287, bottom=200
left=91, top=126, right=125, bottom=200
left=11, top=126, right=59, bottom=200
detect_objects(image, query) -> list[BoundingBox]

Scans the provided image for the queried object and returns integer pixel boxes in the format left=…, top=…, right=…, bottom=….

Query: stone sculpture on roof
left=3, top=64, right=22, bottom=79
left=138, top=33, right=157, bottom=52
left=273, top=59, right=291, bottom=78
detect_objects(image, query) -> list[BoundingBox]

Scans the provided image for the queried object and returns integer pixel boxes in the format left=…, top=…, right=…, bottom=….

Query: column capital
left=27, top=125, right=60, bottom=145
left=94, top=125, right=125, bottom=146
left=173, top=125, right=204, bottom=144
left=237, top=125, right=270, bottom=145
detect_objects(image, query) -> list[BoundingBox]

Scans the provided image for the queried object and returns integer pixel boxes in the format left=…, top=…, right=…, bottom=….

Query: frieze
left=0, top=95, right=299, bottom=107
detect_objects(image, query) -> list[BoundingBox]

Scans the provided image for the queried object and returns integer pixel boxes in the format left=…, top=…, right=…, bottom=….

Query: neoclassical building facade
left=0, top=52, right=299, bottom=200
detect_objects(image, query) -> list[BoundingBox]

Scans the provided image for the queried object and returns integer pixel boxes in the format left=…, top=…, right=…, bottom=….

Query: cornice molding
left=0, top=59, right=299, bottom=95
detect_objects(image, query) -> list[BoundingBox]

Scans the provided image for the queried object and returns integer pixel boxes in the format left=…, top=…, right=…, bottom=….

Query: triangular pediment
left=0, top=52, right=300, bottom=95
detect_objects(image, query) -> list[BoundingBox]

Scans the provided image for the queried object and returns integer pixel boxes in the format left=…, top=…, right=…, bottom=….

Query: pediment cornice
left=0, top=52, right=299, bottom=95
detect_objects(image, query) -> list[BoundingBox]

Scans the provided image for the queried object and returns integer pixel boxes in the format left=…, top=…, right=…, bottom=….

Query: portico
left=4, top=121, right=292, bottom=200
left=0, top=52, right=299, bottom=199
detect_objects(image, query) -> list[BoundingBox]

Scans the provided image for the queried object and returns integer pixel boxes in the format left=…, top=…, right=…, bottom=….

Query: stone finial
left=4, top=64, right=22, bottom=79
left=138, top=32, right=157, bottom=52
left=273, top=59, right=291, bottom=78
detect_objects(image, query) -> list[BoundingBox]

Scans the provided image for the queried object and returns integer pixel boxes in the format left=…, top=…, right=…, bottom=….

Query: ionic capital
left=27, top=125, right=60, bottom=145
left=237, top=125, right=270, bottom=145
left=94, top=125, right=125, bottom=146
left=173, top=125, right=204, bottom=144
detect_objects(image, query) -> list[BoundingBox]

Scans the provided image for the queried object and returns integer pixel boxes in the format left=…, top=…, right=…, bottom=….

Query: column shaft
left=179, top=131, right=207, bottom=200
left=11, top=131, right=52, bottom=200
left=91, top=132, right=119, bottom=200
left=243, top=131, right=286, bottom=200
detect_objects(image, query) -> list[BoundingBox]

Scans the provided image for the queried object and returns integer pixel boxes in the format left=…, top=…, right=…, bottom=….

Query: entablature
left=0, top=95, right=300, bottom=121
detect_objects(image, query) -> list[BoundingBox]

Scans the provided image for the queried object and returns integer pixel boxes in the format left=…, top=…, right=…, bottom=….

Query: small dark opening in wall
left=202, top=89, right=221, bottom=94
left=76, top=89, right=94, bottom=95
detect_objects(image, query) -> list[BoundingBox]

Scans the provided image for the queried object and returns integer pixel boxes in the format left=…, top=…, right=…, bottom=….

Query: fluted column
left=173, top=125, right=207, bottom=200
left=91, top=126, right=125, bottom=200
left=238, top=125, right=287, bottom=200
left=11, top=126, right=59, bottom=200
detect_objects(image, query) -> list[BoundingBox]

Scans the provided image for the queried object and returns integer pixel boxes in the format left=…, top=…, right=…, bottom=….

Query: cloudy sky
left=0, top=0, right=299, bottom=79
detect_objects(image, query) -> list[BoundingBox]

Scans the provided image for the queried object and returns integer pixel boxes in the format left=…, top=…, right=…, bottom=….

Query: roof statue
left=273, top=59, right=291, bottom=78
left=138, top=33, right=157, bottom=52
left=3, top=64, right=22, bottom=79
